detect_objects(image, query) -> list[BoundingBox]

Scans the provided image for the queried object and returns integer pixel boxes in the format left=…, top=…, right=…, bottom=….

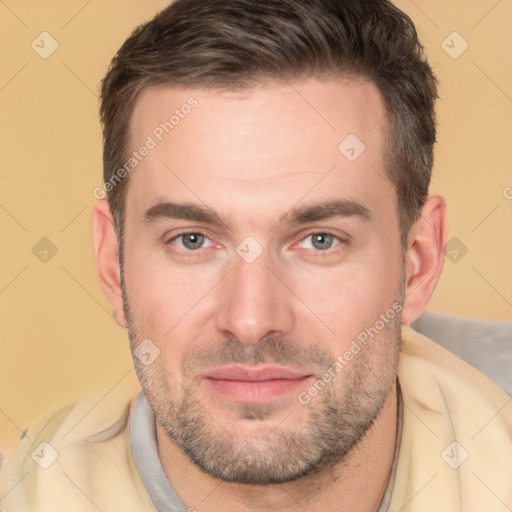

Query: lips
left=202, top=365, right=313, bottom=403
left=204, top=365, right=309, bottom=381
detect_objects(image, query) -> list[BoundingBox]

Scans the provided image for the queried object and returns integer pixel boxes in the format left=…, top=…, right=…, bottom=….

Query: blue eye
left=301, top=233, right=341, bottom=251
left=169, top=232, right=212, bottom=250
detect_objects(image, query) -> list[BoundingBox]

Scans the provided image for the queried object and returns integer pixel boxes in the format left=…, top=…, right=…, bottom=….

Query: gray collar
left=129, top=387, right=403, bottom=512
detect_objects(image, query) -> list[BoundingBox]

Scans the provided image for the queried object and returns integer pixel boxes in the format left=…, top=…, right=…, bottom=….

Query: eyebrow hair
left=144, top=202, right=228, bottom=227
left=143, top=198, right=372, bottom=229
left=276, top=199, right=372, bottom=226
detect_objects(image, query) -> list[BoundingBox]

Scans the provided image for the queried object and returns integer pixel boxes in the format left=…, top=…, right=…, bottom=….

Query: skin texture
left=94, top=77, right=445, bottom=511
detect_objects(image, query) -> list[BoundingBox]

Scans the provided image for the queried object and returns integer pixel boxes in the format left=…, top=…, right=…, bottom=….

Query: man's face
left=122, top=77, right=404, bottom=484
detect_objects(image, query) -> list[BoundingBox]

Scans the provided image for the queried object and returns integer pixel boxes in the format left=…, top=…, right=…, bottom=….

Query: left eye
left=300, top=233, right=341, bottom=251
left=170, top=232, right=213, bottom=250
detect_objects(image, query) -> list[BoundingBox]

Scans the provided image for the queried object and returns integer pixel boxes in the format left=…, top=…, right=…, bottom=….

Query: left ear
left=401, top=195, right=446, bottom=324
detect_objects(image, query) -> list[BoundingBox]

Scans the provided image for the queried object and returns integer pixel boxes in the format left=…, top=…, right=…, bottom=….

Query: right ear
left=93, top=199, right=126, bottom=328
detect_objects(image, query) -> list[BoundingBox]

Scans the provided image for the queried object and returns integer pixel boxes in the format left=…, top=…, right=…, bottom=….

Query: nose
left=214, top=253, right=296, bottom=345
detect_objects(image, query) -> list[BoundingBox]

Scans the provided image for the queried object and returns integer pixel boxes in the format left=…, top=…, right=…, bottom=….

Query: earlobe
left=401, top=196, right=446, bottom=324
left=92, top=199, right=127, bottom=328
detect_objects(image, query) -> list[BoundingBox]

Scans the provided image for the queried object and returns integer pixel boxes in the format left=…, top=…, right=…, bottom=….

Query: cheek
left=289, top=259, right=402, bottom=348
left=124, top=244, right=196, bottom=319
left=123, top=248, right=223, bottom=359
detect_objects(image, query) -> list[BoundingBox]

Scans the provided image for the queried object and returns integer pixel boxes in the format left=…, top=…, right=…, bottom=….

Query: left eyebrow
left=274, top=199, right=372, bottom=227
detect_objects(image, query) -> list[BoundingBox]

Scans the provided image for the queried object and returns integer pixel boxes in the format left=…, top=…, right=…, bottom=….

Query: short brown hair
left=100, top=0, right=437, bottom=245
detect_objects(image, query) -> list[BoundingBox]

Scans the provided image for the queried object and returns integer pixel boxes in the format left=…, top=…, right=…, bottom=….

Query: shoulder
left=391, top=325, right=512, bottom=511
left=0, top=375, right=154, bottom=511
left=399, top=323, right=512, bottom=440
left=411, top=311, right=512, bottom=394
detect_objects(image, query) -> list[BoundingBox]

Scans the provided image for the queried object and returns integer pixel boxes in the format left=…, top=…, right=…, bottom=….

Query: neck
left=156, top=382, right=398, bottom=512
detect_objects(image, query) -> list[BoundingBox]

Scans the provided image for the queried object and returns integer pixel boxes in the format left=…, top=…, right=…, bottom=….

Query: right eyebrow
left=143, top=201, right=229, bottom=228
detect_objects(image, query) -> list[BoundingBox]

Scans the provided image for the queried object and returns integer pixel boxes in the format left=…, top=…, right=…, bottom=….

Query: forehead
left=126, top=77, right=393, bottom=226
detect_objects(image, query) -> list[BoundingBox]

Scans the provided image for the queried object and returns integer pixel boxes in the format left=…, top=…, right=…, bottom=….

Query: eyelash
left=165, top=230, right=348, bottom=257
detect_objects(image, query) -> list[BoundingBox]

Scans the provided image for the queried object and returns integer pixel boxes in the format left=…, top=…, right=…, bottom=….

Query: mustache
left=182, top=336, right=335, bottom=376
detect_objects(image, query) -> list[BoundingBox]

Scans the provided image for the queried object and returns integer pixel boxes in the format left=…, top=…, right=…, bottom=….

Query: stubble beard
left=122, top=271, right=403, bottom=485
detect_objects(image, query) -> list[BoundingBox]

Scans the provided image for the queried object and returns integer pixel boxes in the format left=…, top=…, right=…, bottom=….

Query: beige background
left=1, top=0, right=511, bottom=449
